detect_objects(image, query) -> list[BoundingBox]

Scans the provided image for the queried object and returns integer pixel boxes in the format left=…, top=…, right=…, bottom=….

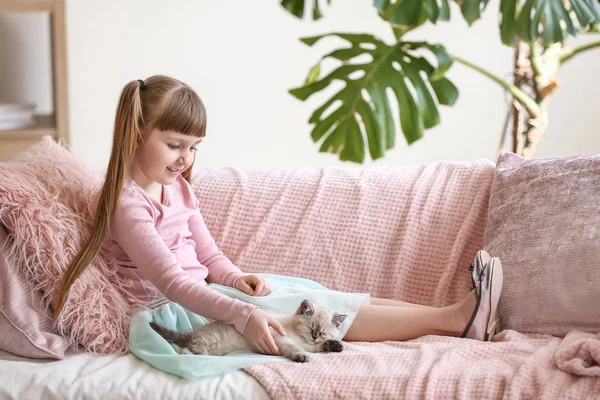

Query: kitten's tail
left=149, top=322, right=192, bottom=348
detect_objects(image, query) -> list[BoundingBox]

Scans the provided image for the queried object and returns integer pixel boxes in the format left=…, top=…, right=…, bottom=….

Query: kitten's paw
left=291, top=353, right=310, bottom=363
left=180, top=347, right=193, bottom=355
left=323, top=339, right=343, bottom=353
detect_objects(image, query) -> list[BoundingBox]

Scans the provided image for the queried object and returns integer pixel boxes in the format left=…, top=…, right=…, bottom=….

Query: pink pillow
left=0, top=227, right=71, bottom=358
left=0, top=137, right=140, bottom=355
left=484, top=152, right=600, bottom=336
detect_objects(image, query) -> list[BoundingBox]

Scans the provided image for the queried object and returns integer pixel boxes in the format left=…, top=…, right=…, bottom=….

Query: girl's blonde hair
left=54, top=75, right=207, bottom=319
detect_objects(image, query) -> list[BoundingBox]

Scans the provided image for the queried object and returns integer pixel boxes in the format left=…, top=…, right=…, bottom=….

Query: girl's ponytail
left=54, top=81, right=143, bottom=320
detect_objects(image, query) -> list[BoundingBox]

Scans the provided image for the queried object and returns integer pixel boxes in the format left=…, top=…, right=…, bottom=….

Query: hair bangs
left=154, top=88, right=207, bottom=138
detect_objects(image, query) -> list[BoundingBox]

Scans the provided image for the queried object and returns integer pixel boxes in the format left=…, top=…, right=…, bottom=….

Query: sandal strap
left=469, top=261, right=476, bottom=289
left=461, top=264, right=487, bottom=338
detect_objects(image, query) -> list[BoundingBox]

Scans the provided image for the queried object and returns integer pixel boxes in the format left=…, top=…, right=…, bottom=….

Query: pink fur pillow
left=484, top=153, right=600, bottom=336
left=0, top=136, right=139, bottom=355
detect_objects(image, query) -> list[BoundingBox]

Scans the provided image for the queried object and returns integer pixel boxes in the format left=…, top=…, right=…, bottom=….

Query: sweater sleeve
left=188, top=210, right=246, bottom=288
left=111, top=187, right=257, bottom=334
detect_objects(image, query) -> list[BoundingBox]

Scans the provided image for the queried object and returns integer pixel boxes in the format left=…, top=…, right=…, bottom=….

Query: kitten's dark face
left=294, top=300, right=347, bottom=345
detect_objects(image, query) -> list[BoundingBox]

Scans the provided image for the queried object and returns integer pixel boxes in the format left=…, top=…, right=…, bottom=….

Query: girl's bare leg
left=344, top=290, right=477, bottom=342
left=370, top=297, right=431, bottom=309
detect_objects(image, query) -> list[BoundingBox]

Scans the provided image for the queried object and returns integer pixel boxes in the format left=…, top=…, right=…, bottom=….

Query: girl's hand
left=235, top=275, right=271, bottom=296
left=243, top=309, right=286, bottom=355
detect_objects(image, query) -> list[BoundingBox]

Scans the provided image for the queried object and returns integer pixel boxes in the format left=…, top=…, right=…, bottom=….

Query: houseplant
left=281, top=0, right=600, bottom=162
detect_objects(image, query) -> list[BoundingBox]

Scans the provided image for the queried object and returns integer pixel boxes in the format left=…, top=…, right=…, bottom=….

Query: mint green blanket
left=129, top=274, right=370, bottom=380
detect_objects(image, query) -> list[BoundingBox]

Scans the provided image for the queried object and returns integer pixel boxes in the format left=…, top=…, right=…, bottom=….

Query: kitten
left=150, top=299, right=347, bottom=363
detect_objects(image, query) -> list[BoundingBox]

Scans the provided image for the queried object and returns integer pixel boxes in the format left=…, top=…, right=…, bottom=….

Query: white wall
left=2, top=0, right=599, bottom=171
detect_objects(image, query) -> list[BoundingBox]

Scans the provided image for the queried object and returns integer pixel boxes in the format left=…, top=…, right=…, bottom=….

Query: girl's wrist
left=232, top=274, right=246, bottom=289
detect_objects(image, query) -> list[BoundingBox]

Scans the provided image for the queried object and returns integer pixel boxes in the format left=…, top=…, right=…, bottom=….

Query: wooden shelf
left=0, top=1, right=55, bottom=13
left=0, top=0, right=69, bottom=160
left=0, top=114, right=55, bottom=140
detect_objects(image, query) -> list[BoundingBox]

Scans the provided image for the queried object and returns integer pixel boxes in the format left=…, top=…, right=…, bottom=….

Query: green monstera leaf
left=514, top=0, right=600, bottom=44
left=374, top=0, right=451, bottom=26
left=289, top=33, right=458, bottom=163
left=373, top=0, right=453, bottom=38
left=373, top=0, right=600, bottom=45
left=280, top=0, right=331, bottom=20
left=454, top=0, right=600, bottom=45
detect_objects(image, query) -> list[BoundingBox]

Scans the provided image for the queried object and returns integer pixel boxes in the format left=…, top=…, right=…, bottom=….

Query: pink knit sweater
left=88, top=175, right=257, bottom=334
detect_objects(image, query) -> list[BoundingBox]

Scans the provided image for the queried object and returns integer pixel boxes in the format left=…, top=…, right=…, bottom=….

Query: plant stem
left=559, top=39, right=600, bottom=63
left=451, top=55, right=541, bottom=118
left=529, top=43, right=544, bottom=78
left=392, top=25, right=405, bottom=41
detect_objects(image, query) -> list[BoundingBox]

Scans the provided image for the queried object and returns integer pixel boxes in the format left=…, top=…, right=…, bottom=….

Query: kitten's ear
left=331, top=313, right=347, bottom=328
left=297, top=300, right=314, bottom=316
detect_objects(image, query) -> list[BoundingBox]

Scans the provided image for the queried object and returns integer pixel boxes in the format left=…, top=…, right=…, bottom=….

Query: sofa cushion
left=484, top=152, right=600, bottom=336
left=0, top=227, right=72, bottom=359
left=0, top=137, right=139, bottom=355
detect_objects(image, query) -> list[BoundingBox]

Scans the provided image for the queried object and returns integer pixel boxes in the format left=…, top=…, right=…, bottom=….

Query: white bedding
left=0, top=349, right=269, bottom=400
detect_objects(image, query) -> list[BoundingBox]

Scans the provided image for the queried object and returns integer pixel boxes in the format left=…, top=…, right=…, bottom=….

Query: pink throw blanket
left=245, top=331, right=600, bottom=399
left=556, top=331, right=600, bottom=377
left=192, top=161, right=495, bottom=307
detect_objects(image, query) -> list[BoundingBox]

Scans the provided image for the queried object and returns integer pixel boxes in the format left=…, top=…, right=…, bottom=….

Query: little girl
left=54, top=75, right=503, bottom=358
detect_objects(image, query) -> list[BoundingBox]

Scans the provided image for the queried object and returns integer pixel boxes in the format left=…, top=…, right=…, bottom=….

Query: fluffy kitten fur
left=150, top=300, right=347, bottom=362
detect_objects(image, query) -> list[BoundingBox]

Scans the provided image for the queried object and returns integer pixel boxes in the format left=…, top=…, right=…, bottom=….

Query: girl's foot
left=461, top=257, right=503, bottom=341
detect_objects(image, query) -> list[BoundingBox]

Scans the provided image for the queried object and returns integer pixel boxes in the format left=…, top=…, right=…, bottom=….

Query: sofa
left=0, top=137, right=598, bottom=399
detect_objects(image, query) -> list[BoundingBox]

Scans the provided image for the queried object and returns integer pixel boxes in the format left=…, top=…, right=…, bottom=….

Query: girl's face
left=130, top=128, right=202, bottom=189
